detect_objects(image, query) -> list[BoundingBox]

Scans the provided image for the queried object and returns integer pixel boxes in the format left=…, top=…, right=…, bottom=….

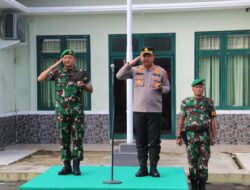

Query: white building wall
left=0, top=49, right=16, bottom=113
left=9, top=8, right=250, bottom=113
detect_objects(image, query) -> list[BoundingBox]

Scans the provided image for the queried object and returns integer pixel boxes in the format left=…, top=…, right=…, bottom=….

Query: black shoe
left=58, top=161, right=72, bottom=175
left=135, top=167, right=148, bottom=177
left=198, top=179, right=206, bottom=190
left=149, top=168, right=160, bottom=177
left=72, top=159, right=81, bottom=175
left=190, top=179, right=198, bottom=190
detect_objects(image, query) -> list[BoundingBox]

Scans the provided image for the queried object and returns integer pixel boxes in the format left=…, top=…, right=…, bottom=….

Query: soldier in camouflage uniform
left=38, top=49, right=93, bottom=176
left=177, top=79, right=217, bottom=190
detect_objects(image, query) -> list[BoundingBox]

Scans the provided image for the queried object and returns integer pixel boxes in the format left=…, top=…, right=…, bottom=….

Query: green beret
left=60, top=49, right=76, bottom=58
left=191, top=79, right=205, bottom=87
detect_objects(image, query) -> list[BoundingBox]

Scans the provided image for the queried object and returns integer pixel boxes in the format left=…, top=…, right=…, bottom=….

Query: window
left=37, top=35, right=91, bottom=110
left=195, top=30, right=250, bottom=108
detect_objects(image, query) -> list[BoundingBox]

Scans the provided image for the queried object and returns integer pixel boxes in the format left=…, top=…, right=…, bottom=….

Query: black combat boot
left=190, top=179, right=198, bottom=190
left=149, top=162, right=160, bottom=177
left=58, top=160, right=72, bottom=175
left=135, top=160, right=148, bottom=177
left=72, top=159, right=81, bottom=175
left=198, top=179, right=206, bottom=190
left=149, top=146, right=160, bottom=177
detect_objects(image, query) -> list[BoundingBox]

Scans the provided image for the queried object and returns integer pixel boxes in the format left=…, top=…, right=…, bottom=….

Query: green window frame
left=37, top=35, right=91, bottom=110
left=195, top=30, right=250, bottom=109
left=109, top=33, right=175, bottom=56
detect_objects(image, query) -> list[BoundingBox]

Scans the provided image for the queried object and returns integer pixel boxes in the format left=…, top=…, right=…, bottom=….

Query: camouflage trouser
left=56, top=111, right=84, bottom=161
left=186, top=131, right=210, bottom=181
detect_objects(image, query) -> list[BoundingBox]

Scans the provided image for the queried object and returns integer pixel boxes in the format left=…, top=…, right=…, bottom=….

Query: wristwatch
left=177, top=136, right=181, bottom=139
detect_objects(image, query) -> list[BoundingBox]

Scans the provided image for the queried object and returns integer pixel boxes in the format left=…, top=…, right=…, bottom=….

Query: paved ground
left=0, top=142, right=250, bottom=189
left=0, top=181, right=249, bottom=190
left=0, top=182, right=24, bottom=190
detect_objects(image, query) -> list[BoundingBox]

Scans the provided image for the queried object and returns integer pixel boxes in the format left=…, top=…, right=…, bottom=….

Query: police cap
left=140, top=47, right=154, bottom=56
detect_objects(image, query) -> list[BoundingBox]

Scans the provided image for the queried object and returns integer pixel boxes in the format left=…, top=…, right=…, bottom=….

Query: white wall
left=10, top=8, right=250, bottom=113
left=0, top=49, right=16, bottom=113
left=15, top=44, right=31, bottom=111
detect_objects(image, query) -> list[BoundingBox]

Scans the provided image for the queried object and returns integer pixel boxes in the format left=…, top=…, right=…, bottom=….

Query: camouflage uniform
left=180, top=96, right=216, bottom=181
left=47, top=67, right=90, bottom=161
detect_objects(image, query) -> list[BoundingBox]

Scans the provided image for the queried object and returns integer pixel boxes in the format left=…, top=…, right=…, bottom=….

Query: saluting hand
left=51, top=58, right=63, bottom=69
left=37, top=58, right=63, bottom=82
left=128, top=55, right=141, bottom=66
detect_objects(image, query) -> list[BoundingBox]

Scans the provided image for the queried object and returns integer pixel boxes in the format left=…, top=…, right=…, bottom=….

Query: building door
left=109, top=33, right=176, bottom=139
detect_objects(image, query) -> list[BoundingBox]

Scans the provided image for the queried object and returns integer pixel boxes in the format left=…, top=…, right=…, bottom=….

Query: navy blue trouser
left=133, top=112, right=161, bottom=167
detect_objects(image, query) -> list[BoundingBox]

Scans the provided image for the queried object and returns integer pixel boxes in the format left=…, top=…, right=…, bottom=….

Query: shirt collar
left=63, top=66, right=77, bottom=72
left=143, top=63, right=155, bottom=71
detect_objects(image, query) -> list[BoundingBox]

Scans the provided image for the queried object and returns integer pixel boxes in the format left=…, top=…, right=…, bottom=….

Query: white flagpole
left=126, top=0, right=133, bottom=144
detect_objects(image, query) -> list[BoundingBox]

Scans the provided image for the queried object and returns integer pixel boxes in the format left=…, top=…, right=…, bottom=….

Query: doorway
left=109, top=33, right=176, bottom=139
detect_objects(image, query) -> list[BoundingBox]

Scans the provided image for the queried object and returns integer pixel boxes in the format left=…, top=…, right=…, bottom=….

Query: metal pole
left=126, top=0, right=133, bottom=144
left=103, top=64, right=122, bottom=184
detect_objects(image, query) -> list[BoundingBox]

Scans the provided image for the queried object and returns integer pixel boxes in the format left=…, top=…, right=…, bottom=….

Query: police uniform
left=46, top=49, right=91, bottom=175
left=180, top=79, right=216, bottom=189
left=116, top=47, right=171, bottom=177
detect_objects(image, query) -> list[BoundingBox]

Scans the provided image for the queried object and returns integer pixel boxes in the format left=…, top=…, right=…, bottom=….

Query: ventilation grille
left=0, top=10, right=25, bottom=42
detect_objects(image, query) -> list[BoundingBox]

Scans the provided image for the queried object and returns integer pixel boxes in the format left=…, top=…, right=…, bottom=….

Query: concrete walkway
left=0, top=141, right=249, bottom=185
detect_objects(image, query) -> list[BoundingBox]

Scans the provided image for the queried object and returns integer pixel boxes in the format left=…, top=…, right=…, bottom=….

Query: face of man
left=192, top=85, right=204, bottom=98
left=62, top=54, right=76, bottom=69
left=140, top=53, right=155, bottom=68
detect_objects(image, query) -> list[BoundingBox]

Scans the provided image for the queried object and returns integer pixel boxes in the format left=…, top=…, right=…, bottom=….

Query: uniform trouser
left=187, top=140, right=210, bottom=181
left=57, top=113, right=84, bottom=162
left=133, top=112, right=161, bottom=167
